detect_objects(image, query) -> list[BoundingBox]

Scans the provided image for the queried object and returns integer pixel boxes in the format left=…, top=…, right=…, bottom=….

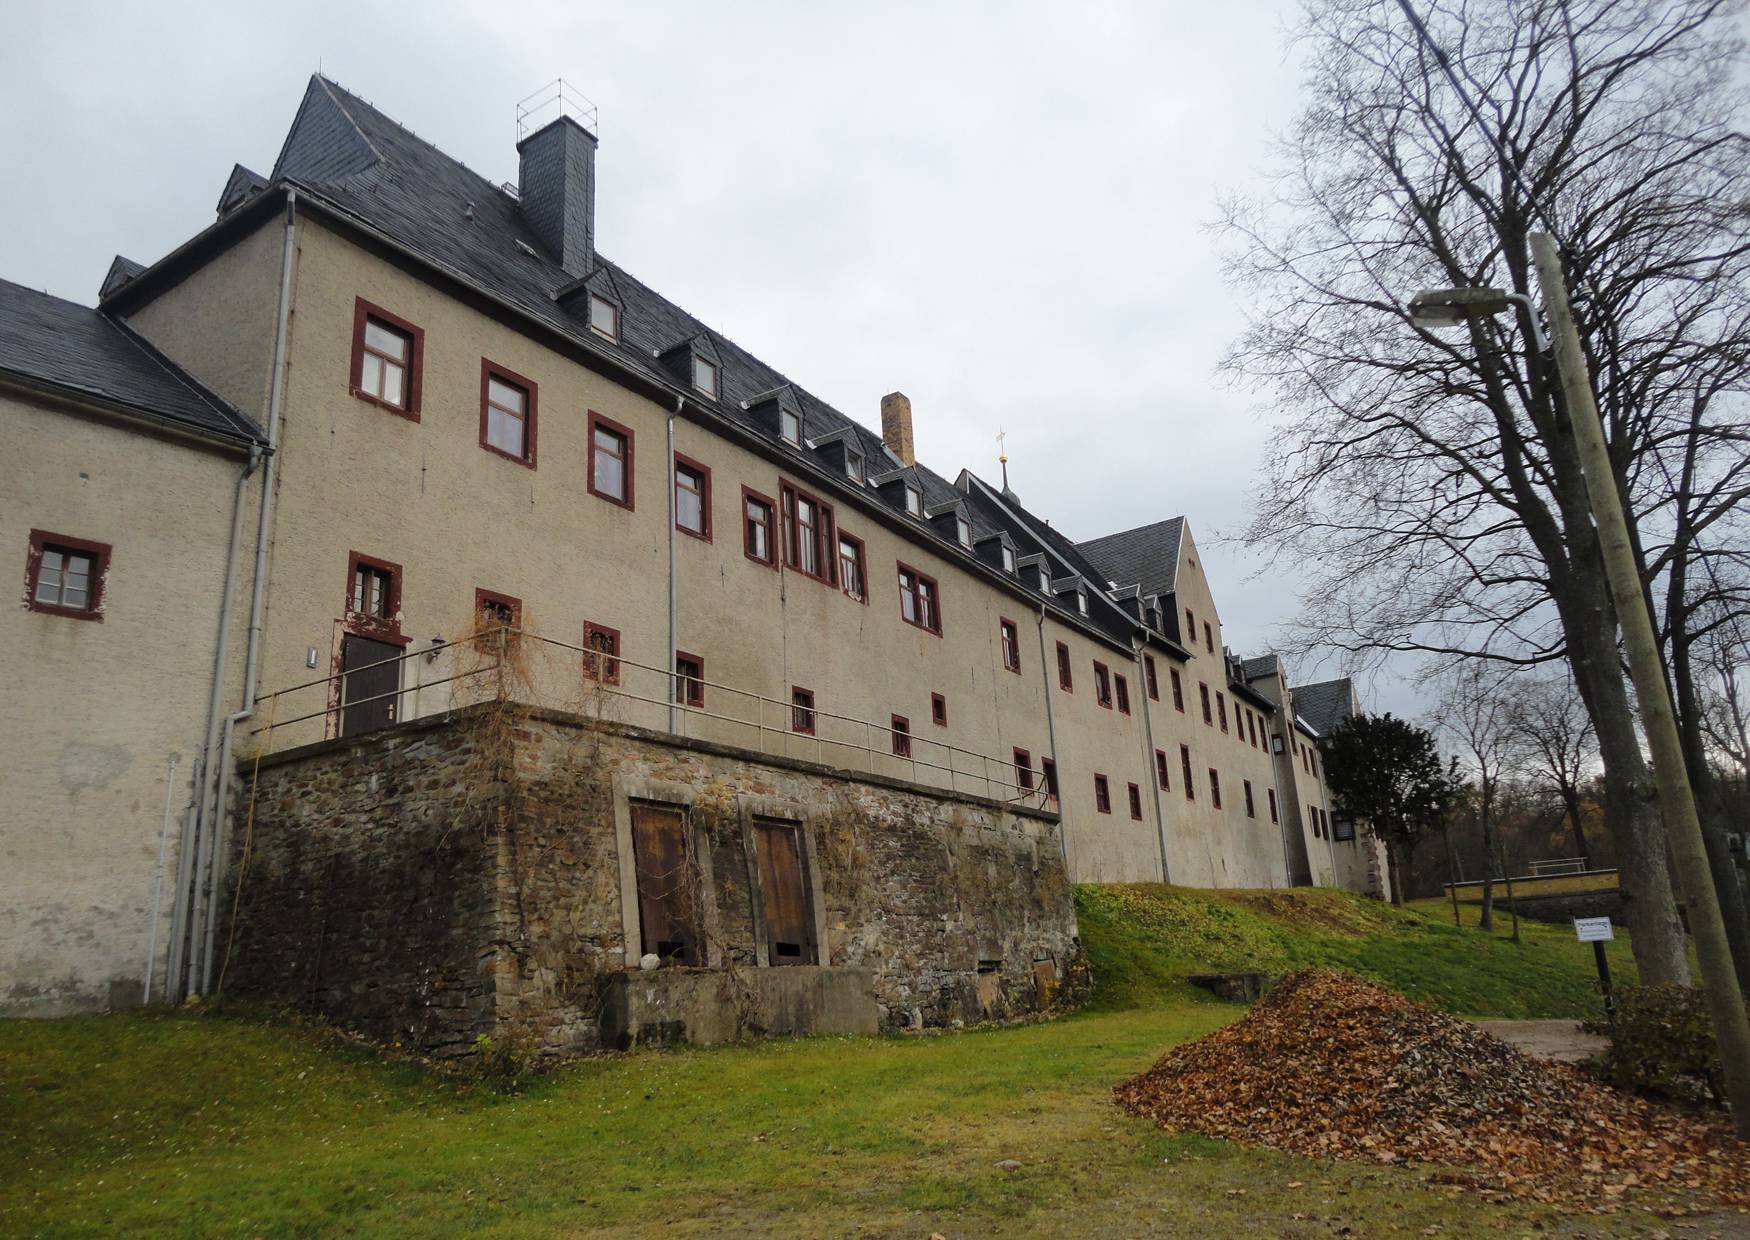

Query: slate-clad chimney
left=518, top=116, right=597, bottom=277
left=881, top=391, right=915, bottom=466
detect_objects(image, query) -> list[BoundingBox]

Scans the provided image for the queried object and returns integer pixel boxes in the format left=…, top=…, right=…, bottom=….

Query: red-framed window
left=838, top=531, right=867, bottom=603
left=1248, top=711, right=1260, bottom=748
left=791, top=686, right=816, bottom=734
left=473, top=588, right=521, bottom=641
left=742, top=486, right=777, bottom=567
left=344, top=550, right=403, bottom=641
left=1144, top=654, right=1159, bottom=701
left=1127, top=782, right=1143, bottom=820
left=1268, top=787, right=1279, bottom=823
left=479, top=360, right=537, bottom=466
left=898, top=563, right=941, bottom=634
left=674, top=452, right=712, bottom=541
left=1115, top=673, right=1131, bottom=715
left=1209, top=768, right=1223, bottom=809
left=1180, top=745, right=1195, bottom=800
left=1094, top=774, right=1111, bottom=814
left=24, top=530, right=110, bottom=621
left=1217, top=692, right=1228, bottom=733
left=349, top=298, right=423, bottom=418
left=1056, top=641, right=1073, bottom=691
left=1041, top=756, right=1059, bottom=803
left=674, top=651, right=705, bottom=707
left=930, top=692, right=948, bottom=726
left=583, top=621, right=621, bottom=685
left=1200, top=682, right=1212, bottom=725
left=587, top=411, right=635, bottom=509
left=1000, top=618, right=1021, bottom=673
left=1093, top=661, right=1112, bottom=709
left=1154, top=748, right=1170, bottom=790
left=1203, top=621, right=1214, bottom=654
left=1013, top=748, right=1033, bottom=791
left=891, top=714, right=911, bottom=757
left=781, top=481, right=836, bottom=584
left=1243, top=779, right=1256, bottom=818
left=1171, top=667, right=1185, bottom=712
left=1184, top=607, right=1194, bottom=641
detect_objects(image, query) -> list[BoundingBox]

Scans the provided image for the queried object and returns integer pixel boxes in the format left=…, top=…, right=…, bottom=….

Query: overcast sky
left=0, top=1, right=1419, bottom=712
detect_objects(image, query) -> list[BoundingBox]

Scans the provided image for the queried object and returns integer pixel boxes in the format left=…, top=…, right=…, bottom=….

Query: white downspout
left=169, top=448, right=257, bottom=997
left=1034, top=607, right=1067, bottom=870
left=1132, top=637, right=1170, bottom=884
left=666, top=395, right=682, bottom=733
left=194, top=189, right=298, bottom=994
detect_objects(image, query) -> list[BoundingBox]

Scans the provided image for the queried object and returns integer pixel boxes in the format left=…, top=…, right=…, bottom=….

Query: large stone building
left=2, top=77, right=1388, bottom=1034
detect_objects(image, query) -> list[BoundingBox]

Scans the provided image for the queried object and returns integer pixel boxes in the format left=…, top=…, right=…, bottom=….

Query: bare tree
left=1433, top=664, right=1516, bottom=931
left=1503, top=672, right=1597, bottom=867
left=1224, top=0, right=1750, bottom=985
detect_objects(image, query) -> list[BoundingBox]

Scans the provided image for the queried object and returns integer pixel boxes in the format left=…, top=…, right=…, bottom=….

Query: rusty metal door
left=754, top=820, right=812, bottom=965
left=630, top=804, right=697, bottom=964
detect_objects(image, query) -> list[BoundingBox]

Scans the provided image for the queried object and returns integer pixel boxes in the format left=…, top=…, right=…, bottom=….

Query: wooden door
left=339, top=635, right=401, bottom=737
left=754, top=820, right=813, bottom=965
left=630, top=804, right=697, bottom=963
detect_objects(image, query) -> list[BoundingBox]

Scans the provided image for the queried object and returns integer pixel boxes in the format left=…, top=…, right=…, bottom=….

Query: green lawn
left=0, top=887, right=1673, bottom=1237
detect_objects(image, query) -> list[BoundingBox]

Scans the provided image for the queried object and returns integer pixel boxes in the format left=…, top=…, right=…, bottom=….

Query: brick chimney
left=518, top=115, right=597, bottom=277
left=881, top=392, right=915, bottom=466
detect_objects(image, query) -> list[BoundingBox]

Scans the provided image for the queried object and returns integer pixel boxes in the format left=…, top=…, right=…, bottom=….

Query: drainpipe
left=1132, top=637, right=1170, bottom=884
left=666, top=394, right=682, bottom=733
left=193, top=189, right=298, bottom=994
left=1264, top=701, right=1296, bottom=887
left=1033, top=608, right=1067, bottom=871
left=170, top=434, right=260, bottom=998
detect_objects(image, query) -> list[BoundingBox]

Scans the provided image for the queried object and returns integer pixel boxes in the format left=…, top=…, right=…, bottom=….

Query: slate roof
left=1240, top=654, right=1279, bottom=681
left=1290, top=678, right=1356, bottom=736
left=1076, top=517, right=1185, bottom=599
left=0, top=279, right=261, bottom=445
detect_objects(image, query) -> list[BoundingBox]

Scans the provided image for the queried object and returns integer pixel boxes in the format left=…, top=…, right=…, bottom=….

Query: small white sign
left=1574, top=916, right=1614, bottom=943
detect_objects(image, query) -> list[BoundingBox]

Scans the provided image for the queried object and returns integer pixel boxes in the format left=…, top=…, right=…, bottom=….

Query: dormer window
left=1001, top=544, right=1016, bottom=574
left=588, top=293, right=618, bottom=341
left=781, top=407, right=802, bottom=445
left=1076, top=591, right=1088, bottom=616
left=956, top=516, right=972, bottom=548
left=692, top=356, right=718, bottom=399
left=1037, top=565, right=1051, bottom=592
left=904, top=486, right=923, bottom=517
left=845, top=450, right=864, bottom=483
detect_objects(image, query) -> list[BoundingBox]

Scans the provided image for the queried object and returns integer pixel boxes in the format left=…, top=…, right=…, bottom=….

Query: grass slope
left=0, top=887, right=1656, bottom=1238
left=1079, top=884, right=1634, bottom=1018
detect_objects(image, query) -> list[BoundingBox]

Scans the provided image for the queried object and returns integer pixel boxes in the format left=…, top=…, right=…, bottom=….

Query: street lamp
left=1407, top=286, right=1549, bottom=353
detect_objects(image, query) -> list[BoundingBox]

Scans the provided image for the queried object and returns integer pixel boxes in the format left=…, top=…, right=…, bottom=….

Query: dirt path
left=1476, top=1019, right=1608, bottom=1063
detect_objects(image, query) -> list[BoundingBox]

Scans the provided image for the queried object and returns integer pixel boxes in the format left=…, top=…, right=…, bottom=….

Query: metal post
left=1532, top=231, right=1750, bottom=1134
left=1594, top=940, right=1616, bottom=1024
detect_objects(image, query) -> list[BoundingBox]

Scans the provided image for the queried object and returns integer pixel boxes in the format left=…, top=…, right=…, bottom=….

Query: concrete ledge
left=599, top=965, right=881, bottom=1050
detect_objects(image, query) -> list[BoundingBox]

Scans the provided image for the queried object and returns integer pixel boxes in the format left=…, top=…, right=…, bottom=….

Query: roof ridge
left=101, top=310, right=263, bottom=442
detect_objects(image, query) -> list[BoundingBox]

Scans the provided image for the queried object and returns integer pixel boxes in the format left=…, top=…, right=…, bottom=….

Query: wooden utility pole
left=1531, top=231, right=1750, bottom=1135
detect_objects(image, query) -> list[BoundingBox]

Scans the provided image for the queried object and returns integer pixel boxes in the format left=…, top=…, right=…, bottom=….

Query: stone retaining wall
left=223, top=703, right=1080, bottom=1058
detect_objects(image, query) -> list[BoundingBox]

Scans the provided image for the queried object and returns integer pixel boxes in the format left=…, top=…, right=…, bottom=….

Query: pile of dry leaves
left=1114, top=969, right=1748, bottom=1210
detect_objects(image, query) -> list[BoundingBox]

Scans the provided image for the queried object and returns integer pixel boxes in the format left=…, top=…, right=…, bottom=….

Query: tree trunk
left=1563, top=589, right=1692, bottom=984
left=1443, top=828, right=1462, bottom=927
left=1671, top=619, right=1750, bottom=991
left=1479, top=798, right=1496, bottom=932
left=1563, top=787, right=1591, bottom=870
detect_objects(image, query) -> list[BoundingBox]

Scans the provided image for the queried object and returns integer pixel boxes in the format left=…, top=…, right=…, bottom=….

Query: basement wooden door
left=630, top=803, right=699, bottom=964
left=753, top=820, right=814, bottom=965
left=339, top=634, right=401, bottom=737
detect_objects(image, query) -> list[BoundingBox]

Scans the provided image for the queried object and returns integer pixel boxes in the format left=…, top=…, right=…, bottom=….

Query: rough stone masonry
left=221, top=702, right=1082, bottom=1058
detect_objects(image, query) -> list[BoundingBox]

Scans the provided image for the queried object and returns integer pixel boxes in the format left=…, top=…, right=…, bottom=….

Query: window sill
left=351, top=386, right=420, bottom=421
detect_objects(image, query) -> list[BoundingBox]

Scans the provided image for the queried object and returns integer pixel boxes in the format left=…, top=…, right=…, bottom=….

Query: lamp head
left=1408, top=287, right=1514, bottom=327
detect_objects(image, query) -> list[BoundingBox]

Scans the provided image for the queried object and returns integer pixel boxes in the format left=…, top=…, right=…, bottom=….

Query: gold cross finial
left=997, top=427, right=1010, bottom=489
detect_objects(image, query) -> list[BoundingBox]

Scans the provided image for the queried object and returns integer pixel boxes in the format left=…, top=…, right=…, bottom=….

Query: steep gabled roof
left=1290, top=677, right=1356, bottom=736
left=0, top=279, right=261, bottom=445
left=1077, top=517, right=1185, bottom=599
